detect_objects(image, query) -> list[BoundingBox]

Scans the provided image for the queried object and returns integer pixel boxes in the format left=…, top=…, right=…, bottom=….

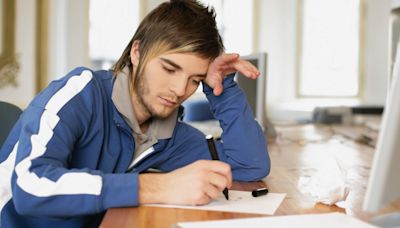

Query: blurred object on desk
left=312, top=105, right=383, bottom=125
left=312, top=106, right=353, bottom=124
left=331, top=114, right=381, bottom=147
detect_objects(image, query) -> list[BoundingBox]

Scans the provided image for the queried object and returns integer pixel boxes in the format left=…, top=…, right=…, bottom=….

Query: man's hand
left=138, top=160, right=232, bottom=206
left=204, top=53, right=260, bottom=96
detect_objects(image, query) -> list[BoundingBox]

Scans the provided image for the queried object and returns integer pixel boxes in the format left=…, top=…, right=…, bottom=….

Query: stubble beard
left=135, top=75, right=173, bottom=119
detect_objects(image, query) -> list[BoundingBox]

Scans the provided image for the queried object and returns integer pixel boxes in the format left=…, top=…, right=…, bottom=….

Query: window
left=200, top=0, right=253, bottom=55
left=298, top=0, right=362, bottom=97
left=89, top=0, right=139, bottom=70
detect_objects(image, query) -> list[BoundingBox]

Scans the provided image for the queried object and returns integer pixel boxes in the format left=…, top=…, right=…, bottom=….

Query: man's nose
left=170, top=76, right=187, bottom=97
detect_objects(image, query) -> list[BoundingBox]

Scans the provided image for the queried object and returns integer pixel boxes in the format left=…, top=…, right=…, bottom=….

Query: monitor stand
left=369, top=212, right=400, bottom=227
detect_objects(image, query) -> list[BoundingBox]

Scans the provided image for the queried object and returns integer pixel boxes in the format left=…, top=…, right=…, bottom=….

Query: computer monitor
left=362, top=47, right=400, bottom=226
left=235, top=53, right=276, bottom=138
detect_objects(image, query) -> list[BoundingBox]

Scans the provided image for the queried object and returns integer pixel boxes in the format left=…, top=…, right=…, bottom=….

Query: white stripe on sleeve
left=14, top=70, right=103, bottom=197
left=0, top=142, right=19, bottom=212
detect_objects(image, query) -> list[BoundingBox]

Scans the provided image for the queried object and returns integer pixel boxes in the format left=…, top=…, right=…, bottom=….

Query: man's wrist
left=138, top=173, right=166, bottom=204
left=202, top=73, right=236, bottom=94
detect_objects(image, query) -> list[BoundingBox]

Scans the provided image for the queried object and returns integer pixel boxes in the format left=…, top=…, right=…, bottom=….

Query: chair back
left=0, top=101, right=22, bottom=146
left=182, top=98, right=215, bottom=122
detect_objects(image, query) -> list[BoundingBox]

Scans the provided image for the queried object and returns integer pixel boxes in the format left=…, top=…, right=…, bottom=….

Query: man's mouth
left=159, top=96, right=177, bottom=107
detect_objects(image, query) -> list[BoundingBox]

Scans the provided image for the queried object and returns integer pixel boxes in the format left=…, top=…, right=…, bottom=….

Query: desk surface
left=100, top=123, right=400, bottom=228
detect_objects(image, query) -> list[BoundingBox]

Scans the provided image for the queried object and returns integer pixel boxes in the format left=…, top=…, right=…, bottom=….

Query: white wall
left=48, top=0, right=90, bottom=81
left=0, top=0, right=36, bottom=108
left=257, top=0, right=297, bottom=103
left=221, top=0, right=254, bottom=55
left=89, top=0, right=139, bottom=61
left=364, top=0, right=391, bottom=105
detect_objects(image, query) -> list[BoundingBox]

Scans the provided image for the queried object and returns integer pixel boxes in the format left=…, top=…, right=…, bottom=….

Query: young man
left=0, top=0, right=270, bottom=227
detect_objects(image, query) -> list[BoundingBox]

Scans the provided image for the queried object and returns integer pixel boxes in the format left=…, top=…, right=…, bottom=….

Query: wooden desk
left=101, top=123, right=400, bottom=228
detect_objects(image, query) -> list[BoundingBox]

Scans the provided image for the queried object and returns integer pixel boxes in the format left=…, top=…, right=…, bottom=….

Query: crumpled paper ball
left=298, top=162, right=350, bottom=206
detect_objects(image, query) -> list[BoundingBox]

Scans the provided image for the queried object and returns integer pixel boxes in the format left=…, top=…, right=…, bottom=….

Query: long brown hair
left=112, top=0, right=224, bottom=84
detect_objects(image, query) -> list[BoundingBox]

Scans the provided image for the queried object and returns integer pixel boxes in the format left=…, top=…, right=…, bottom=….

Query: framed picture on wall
left=0, top=0, right=19, bottom=89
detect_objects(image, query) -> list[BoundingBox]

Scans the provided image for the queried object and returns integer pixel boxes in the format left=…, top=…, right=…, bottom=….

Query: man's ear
left=130, top=40, right=140, bottom=66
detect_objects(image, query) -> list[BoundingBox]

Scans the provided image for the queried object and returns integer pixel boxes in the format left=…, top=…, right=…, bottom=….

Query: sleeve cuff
left=101, top=173, right=139, bottom=209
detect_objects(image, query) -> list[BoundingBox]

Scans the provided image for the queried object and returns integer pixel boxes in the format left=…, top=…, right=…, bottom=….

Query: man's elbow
left=251, top=150, right=271, bottom=181
left=12, top=182, right=47, bottom=217
left=233, top=160, right=271, bottom=181
left=13, top=191, right=37, bottom=216
left=252, top=160, right=271, bottom=181
left=250, top=140, right=271, bottom=180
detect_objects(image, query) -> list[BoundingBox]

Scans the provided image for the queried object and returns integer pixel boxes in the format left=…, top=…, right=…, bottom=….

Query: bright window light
left=299, top=0, right=361, bottom=97
left=89, top=0, right=139, bottom=69
left=200, top=0, right=253, bottom=55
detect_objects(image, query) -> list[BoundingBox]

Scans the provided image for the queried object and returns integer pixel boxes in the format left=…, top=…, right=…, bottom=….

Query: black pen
left=206, top=134, right=229, bottom=200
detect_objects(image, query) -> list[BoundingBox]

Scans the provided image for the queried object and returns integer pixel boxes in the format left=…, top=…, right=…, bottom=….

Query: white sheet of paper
left=144, top=190, right=286, bottom=215
left=176, top=212, right=377, bottom=228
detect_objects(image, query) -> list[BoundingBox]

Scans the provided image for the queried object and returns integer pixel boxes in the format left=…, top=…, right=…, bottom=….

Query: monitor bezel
left=235, top=52, right=268, bottom=130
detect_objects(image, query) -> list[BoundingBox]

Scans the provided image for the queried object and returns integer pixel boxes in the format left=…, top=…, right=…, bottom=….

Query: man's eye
left=163, top=66, right=175, bottom=73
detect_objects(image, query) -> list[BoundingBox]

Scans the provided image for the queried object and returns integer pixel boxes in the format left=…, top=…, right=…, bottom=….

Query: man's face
left=134, top=52, right=209, bottom=119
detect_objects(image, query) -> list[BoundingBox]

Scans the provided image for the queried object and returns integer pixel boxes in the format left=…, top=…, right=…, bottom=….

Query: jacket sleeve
left=11, top=68, right=138, bottom=218
left=162, top=74, right=270, bottom=181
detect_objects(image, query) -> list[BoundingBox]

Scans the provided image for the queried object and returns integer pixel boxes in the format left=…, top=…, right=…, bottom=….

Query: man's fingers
left=204, top=183, right=221, bottom=200
left=193, top=160, right=232, bottom=187
left=213, top=53, right=240, bottom=65
left=192, top=193, right=211, bottom=206
left=207, top=171, right=230, bottom=191
left=205, top=160, right=232, bottom=187
left=217, top=58, right=260, bottom=79
left=232, top=60, right=260, bottom=79
left=213, top=84, right=223, bottom=96
left=206, top=75, right=224, bottom=96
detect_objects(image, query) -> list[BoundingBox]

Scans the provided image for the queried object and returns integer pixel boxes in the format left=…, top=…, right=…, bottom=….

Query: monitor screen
left=235, top=53, right=268, bottom=130
left=362, top=49, right=400, bottom=225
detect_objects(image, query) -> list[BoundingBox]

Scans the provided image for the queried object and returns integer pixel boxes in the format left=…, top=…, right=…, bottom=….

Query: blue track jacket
left=0, top=67, right=270, bottom=227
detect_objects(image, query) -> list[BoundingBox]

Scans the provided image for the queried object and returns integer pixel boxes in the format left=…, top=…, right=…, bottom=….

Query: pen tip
left=223, top=189, right=229, bottom=200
